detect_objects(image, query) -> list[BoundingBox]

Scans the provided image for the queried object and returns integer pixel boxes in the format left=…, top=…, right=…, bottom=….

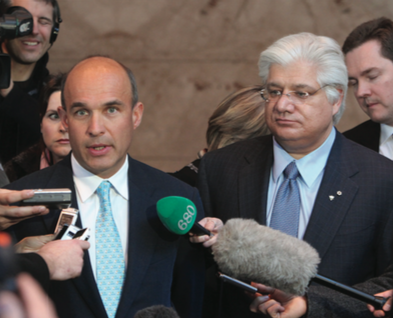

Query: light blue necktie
left=270, top=161, right=301, bottom=237
left=96, top=181, right=125, bottom=318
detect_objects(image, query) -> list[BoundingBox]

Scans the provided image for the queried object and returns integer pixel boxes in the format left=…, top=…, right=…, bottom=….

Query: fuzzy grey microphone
left=212, top=218, right=388, bottom=310
left=212, top=218, right=319, bottom=295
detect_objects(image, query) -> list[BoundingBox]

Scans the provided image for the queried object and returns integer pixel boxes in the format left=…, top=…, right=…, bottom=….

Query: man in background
left=343, top=17, right=393, bottom=160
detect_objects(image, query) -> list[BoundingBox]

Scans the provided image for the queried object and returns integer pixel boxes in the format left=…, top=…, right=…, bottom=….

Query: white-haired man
left=198, top=32, right=393, bottom=318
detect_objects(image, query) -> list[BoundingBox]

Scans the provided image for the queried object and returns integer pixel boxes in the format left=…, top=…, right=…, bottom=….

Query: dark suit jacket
left=16, top=253, right=50, bottom=291
left=306, top=264, right=393, bottom=318
left=6, top=155, right=205, bottom=318
left=198, top=131, right=393, bottom=318
left=343, top=120, right=380, bottom=152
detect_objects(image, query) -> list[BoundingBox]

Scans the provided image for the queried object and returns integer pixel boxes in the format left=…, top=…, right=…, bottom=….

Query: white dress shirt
left=379, top=124, right=393, bottom=160
left=266, top=128, right=336, bottom=239
left=71, top=154, right=129, bottom=280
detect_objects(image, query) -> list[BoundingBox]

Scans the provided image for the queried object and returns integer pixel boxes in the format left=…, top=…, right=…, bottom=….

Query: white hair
left=258, top=32, right=348, bottom=125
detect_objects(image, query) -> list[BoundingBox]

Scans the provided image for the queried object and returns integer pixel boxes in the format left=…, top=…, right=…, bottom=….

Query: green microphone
left=156, top=196, right=211, bottom=236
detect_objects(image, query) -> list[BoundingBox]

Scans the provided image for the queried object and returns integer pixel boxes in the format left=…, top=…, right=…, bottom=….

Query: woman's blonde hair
left=207, top=85, right=270, bottom=152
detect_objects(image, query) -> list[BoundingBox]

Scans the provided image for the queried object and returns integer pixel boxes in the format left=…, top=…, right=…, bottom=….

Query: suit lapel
left=303, top=133, right=359, bottom=260
left=238, top=137, right=273, bottom=225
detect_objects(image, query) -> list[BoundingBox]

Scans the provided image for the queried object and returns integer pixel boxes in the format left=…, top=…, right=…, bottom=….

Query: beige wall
left=49, top=0, right=389, bottom=172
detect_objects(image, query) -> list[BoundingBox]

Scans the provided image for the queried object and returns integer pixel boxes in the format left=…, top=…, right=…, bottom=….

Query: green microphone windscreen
left=156, top=196, right=197, bottom=235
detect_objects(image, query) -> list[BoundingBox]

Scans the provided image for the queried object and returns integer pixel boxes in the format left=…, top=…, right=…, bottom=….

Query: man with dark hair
left=0, top=0, right=61, bottom=165
left=6, top=56, right=206, bottom=318
left=343, top=17, right=393, bottom=160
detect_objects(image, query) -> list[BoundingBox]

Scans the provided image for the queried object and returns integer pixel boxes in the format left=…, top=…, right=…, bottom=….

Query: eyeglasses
left=260, top=84, right=333, bottom=105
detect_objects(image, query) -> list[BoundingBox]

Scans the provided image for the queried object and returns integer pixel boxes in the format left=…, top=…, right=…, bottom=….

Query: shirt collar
left=272, top=128, right=336, bottom=188
left=380, top=123, right=393, bottom=145
left=71, top=154, right=129, bottom=203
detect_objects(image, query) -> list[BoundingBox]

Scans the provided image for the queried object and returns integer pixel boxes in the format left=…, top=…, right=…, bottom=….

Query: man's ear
left=132, top=102, right=144, bottom=129
left=332, top=88, right=344, bottom=117
left=58, top=106, right=68, bottom=129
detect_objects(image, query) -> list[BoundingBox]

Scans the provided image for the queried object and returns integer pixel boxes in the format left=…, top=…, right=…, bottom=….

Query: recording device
left=20, top=188, right=71, bottom=209
left=212, top=218, right=389, bottom=310
left=156, top=196, right=211, bottom=236
left=0, top=6, right=33, bottom=88
left=54, top=224, right=90, bottom=241
left=54, top=208, right=78, bottom=234
left=218, top=272, right=258, bottom=294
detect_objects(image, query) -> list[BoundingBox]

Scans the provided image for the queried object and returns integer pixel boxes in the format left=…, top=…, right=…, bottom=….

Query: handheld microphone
left=212, top=218, right=388, bottom=310
left=156, top=196, right=211, bottom=236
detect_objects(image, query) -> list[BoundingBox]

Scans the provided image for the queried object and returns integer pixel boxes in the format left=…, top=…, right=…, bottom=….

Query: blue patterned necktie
left=96, top=181, right=125, bottom=318
left=270, top=161, right=301, bottom=237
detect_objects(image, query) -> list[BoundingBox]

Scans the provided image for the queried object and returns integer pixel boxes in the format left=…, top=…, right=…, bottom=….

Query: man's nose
left=275, top=93, right=296, bottom=113
left=355, top=80, right=372, bottom=99
left=87, top=114, right=105, bottom=137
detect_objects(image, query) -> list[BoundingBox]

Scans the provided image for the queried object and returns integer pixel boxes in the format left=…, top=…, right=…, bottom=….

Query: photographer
left=0, top=0, right=61, bottom=165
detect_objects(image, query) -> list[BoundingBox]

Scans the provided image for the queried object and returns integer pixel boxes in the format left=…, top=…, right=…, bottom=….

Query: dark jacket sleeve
left=15, top=252, right=50, bottom=292
left=306, top=263, right=393, bottom=318
left=0, top=85, right=41, bottom=163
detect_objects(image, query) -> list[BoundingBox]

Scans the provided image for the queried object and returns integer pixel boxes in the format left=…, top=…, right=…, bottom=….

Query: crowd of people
left=1, top=1, right=393, bottom=318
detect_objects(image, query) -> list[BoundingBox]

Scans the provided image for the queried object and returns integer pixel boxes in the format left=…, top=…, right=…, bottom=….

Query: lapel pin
left=337, top=191, right=342, bottom=196
left=329, top=195, right=335, bottom=201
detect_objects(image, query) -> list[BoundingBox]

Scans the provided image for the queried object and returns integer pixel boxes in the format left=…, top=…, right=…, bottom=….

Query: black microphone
left=212, top=218, right=388, bottom=310
left=134, top=305, right=179, bottom=318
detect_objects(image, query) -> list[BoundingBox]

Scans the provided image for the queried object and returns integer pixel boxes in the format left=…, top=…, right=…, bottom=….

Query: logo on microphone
left=19, top=21, right=31, bottom=33
left=177, top=205, right=195, bottom=231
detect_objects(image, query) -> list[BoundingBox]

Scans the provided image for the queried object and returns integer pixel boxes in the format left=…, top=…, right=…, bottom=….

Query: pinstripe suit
left=198, top=131, right=393, bottom=318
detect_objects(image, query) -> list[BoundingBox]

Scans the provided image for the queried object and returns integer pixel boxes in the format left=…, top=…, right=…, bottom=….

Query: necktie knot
left=270, top=160, right=301, bottom=237
left=97, top=180, right=111, bottom=199
left=284, top=161, right=299, bottom=180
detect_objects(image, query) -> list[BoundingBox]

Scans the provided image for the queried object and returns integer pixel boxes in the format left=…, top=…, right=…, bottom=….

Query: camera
left=0, top=6, right=33, bottom=88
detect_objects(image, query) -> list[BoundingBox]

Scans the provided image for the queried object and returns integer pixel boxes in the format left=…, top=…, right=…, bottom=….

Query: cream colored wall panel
left=46, top=0, right=393, bottom=170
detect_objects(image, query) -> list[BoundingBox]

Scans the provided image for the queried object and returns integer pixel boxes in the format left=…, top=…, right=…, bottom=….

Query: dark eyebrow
left=69, top=102, right=86, bottom=110
left=360, top=67, right=380, bottom=77
left=104, top=100, right=125, bottom=107
left=69, top=100, right=126, bottom=110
